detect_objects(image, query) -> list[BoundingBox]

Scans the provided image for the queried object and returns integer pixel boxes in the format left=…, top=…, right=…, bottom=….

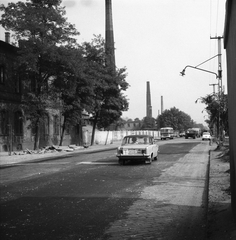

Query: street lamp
left=180, top=62, right=222, bottom=143
left=180, top=65, right=218, bottom=78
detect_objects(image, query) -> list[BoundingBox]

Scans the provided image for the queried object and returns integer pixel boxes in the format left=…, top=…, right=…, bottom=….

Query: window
left=15, top=75, right=21, bottom=93
left=0, top=65, right=5, bottom=84
left=53, top=115, right=59, bottom=135
left=0, top=110, right=8, bottom=135
left=14, top=111, right=23, bottom=135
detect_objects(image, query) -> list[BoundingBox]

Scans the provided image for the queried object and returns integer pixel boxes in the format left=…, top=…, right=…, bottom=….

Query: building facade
left=0, top=34, right=89, bottom=152
left=0, top=34, right=23, bottom=152
left=224, top=0, right=236, bottom=217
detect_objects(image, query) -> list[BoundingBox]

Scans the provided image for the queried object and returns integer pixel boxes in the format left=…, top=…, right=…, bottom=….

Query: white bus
left=160, top=127, right=174, bottom=140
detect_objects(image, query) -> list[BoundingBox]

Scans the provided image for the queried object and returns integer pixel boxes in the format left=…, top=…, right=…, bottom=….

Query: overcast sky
left=0, top=0, right=227, bottom=125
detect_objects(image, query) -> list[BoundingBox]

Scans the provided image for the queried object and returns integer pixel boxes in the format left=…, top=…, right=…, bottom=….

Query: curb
left=0, top=142, right=121, bottom=167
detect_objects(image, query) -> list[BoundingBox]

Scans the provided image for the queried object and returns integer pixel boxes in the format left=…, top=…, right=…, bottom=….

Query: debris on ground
left=12, top=144, right=84, bottom=155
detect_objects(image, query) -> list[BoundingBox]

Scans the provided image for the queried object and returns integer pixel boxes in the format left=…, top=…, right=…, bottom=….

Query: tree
left=199, top=92, right=228, bottom=138
left=81, top=35, right=129, bottom=145
left=0, top=0, right=79, bottom=149
left=51, top=46, right=89, bottom=146
left=156, top=107, right=193, bottom=130
left=141, top=117, right=156, bottom=130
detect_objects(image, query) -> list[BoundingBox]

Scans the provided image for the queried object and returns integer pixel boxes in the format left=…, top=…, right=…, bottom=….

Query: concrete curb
left=0, top=142, right=121, bottom=167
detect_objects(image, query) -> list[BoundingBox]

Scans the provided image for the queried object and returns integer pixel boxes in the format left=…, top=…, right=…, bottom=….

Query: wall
left=90, top=130, right=161, bottom=145
left=224, top=0, right=236, bottom=218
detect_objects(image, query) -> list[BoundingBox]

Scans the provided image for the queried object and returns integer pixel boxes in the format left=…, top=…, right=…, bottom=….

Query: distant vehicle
left=160, top=127, right=174, bottom=140
left=179, top=131, right=185, bottom=137
left=174, top=130, right=180, bottom=137
left=116, top=135, right=159, bottom=165
left=185, top=128, right=197, bottom=139
left=192, top=128, right=201, bottom=138
left=202, top=132, right=211, bottom=141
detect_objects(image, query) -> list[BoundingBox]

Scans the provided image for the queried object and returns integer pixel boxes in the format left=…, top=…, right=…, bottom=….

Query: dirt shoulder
left=207, top=145, right=236, bottom=239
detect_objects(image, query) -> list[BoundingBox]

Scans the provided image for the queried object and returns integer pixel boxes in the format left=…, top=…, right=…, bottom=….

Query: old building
left=224, top=0, right=236, bottom=217
left=0, top=33, right=89, bottom=152
left=0, top=33, right=23, bottom=152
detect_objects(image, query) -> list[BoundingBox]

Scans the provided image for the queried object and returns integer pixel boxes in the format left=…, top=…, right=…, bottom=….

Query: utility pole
left=210, top=36, right=223, bottom=93
left=210, top=36, right=223, bottom=142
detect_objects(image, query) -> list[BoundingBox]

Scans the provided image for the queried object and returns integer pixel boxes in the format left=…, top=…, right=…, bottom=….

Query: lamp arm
left=181, top=65, right=218, bottom=78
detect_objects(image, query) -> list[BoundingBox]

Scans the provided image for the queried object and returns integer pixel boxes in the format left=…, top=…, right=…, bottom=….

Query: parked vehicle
left=185, top=128, right=197, bottom=139
left=116, top=135, right=159, bottom=165
left=202, top=132, right=211, bottom=141
left=160, top=127, right=174, bottom=140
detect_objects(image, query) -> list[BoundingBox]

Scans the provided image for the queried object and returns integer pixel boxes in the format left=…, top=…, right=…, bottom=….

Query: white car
left=202, top=132, right=211, bottom=141
left=116, top=135, right=159, bottom=165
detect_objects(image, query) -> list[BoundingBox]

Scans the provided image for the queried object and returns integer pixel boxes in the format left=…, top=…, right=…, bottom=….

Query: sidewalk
left=0, top=141, right=121, bottom=166
left=207, top=142, right=236, bottom=239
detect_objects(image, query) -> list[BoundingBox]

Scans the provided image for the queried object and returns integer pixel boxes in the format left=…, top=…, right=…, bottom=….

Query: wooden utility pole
left=210, top=36, right=223, bottom=142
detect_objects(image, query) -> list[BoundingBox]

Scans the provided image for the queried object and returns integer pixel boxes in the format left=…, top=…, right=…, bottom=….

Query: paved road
left=0, top=139, right=211, bottom=239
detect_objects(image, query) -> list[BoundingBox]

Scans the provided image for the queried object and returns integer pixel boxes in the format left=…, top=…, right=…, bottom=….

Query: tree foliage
left=199, top=93, right=228, bottom=136
left=82, top=35, right=129, bottom=145
left=1, top=0, right=80, bottom=149
left=0, top=0, right=130, bottom=148
left=156, top=107, right=193, bottom=131
left=141, top=117, right=156, bottom=130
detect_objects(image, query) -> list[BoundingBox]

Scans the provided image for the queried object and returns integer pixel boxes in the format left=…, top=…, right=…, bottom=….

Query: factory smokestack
left=105, top=0, right=116, bottom=72
left=161, top=96, right=163, bottom=114
left=146, top=81, right=152, bottom=118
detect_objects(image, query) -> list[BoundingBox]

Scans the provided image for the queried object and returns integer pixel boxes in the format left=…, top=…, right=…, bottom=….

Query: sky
left=0, top=0, right=227, bottom=125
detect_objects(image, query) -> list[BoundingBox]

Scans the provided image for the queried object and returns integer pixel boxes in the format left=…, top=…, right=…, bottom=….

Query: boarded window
left=0, top=110, right=8, bottom=135
left=14, top=111, right=23, bottom=135
left=53, top=115, right=59, bottom=135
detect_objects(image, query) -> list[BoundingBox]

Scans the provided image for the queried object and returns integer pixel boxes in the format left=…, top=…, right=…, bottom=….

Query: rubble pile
left=12, top=144, right=86, bottom=156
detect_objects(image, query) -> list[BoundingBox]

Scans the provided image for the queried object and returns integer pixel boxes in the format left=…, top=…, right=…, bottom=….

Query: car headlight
left=141, top=149, right=146, bottom=154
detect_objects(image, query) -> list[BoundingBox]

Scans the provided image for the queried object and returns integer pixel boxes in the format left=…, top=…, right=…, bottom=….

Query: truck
left=192, top=128, right=201, bottom=138
left=185, top=128, right=198, bottom=139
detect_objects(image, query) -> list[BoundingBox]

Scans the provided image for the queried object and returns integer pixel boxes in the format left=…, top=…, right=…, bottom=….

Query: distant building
left=124, top=120, right=142, bottom=130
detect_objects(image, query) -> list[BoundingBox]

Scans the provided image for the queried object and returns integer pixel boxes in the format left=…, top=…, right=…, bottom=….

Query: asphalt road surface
left=0, top=138, right=211, bottom=240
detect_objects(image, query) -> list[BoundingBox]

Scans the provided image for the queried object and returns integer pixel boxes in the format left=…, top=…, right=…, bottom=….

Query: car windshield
left=122, top=136, right=152, bottom=145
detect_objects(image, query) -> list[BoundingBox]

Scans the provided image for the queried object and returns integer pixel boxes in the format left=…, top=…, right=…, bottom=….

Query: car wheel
left=154, top=152, right=158, bottom=161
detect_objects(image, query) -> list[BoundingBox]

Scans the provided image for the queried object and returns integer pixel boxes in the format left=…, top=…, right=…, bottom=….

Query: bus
left=160, top=127, right=174, bottom=140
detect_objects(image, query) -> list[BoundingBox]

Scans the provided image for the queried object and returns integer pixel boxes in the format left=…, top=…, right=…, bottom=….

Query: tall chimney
left=5, top=32, right=10, bottom=44
left=161, top=96, right=163, bottom=114
left=105, top=0, right=116, bottom=72
left=146, top=81, right=152, bottom=118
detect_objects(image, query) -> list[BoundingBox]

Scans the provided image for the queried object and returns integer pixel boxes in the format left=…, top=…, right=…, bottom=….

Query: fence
left=87, top=130, right=161, bottom=145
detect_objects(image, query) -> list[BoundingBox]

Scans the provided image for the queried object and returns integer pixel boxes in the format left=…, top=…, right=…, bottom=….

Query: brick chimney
left=5, top=32, right=10, bottom=44
left=105, top=0, right=116, bottom=72
left=146, top=81, right=152, bottom=118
